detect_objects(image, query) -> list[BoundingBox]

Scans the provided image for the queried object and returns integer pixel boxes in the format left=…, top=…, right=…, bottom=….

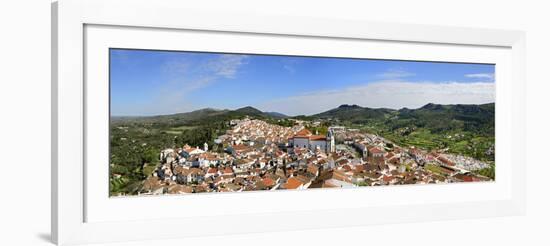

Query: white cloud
left=164, top=54, right=248, bottom=87
left=258, top=81, right=495, bottom=116
left=281, top=57, right=301, bottom=74
left=131, top=54, right=248, bottom=115
left=376, top=69, right=415, bottom=80
left=208, top=54, right=248, bottom=78
left=465, top=73, right=494, bottom=80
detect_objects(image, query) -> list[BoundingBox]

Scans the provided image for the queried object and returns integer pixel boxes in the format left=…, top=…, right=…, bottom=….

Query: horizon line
left=111, top=101, right=496, bottom=118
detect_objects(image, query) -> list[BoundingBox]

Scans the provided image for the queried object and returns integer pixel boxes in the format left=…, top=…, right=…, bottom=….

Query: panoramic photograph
left=109, top=48, right=495, bottom=197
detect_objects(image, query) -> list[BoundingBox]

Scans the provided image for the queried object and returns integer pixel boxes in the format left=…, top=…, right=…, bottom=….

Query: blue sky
left=110, top=48, right=495, bottom=116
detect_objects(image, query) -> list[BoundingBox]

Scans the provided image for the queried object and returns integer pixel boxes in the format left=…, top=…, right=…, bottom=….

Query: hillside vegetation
left=315, top=103, right=495, bottom=161
left=109, top=103, right=495, bottom=195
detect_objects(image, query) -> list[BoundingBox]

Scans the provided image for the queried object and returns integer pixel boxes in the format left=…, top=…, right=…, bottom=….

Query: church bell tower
left=329, top=129, right=335, bottom=152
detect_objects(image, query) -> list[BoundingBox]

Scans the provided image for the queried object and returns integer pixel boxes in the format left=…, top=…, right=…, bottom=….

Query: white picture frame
left=52, top=0, right=526, bottom=245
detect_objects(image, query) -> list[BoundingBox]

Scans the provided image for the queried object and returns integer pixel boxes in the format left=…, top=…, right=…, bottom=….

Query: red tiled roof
left=332, top=170, right=351, bottom=182
left=295, top=128, right=312, bottom=137
left=223, top=167, right=233, bottom=174
left=309, top=135, right=326, bottom=141
left=232, top=144, right=249, bottom=151
left=307, top=164, right=319, bottom=174
left=336, top=159, right=349, bottom=165
left=184, top=147, right=197, bottom=153
left=437, top=156, right=455, bottom=166
left=463, top=176, right=474, bottom=182
left=200, top=153, right=218, bottom=160
left=455, top=174, right=474, bottom=182
left=283, top=177, right=303, bottom=189
left=383, top=175, right=393, bottom=182
left=262, top=177, right=275, bottom=187
left=369, top=147, right=384, bottom=154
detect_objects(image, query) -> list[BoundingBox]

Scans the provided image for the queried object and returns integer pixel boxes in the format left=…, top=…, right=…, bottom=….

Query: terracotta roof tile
left=283, top=177, right=303, bottom=189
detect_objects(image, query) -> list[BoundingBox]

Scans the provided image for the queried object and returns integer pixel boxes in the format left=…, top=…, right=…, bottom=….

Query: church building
left=289, top=128, right=335, bottom=153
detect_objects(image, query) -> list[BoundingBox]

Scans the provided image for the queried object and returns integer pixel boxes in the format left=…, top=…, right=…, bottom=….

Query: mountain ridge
left=111, top=102, right=495, bottom=135
left=113, top=102, right=495, bottom=119
left=112, top=103, right=495, bottom=138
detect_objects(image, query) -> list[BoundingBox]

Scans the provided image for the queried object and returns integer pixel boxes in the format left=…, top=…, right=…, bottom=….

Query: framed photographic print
left=52, top=0, right=526, bottom=245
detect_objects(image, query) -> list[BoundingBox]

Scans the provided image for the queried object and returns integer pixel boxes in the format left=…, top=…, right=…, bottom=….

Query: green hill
left=111, top=106, right=273, bottom=126
left=311, top=103, right=494, bottom=161
left=312, top=104, right=393, bottom=123
left=312, top=103, right=494, bottom=135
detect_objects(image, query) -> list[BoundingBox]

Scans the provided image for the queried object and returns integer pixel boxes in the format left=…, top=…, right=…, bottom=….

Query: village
left=140, top=117, right=493, bottom=195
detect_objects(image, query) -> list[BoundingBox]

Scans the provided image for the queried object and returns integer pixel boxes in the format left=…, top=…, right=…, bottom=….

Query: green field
left=359, top=125, right=494, bottom=162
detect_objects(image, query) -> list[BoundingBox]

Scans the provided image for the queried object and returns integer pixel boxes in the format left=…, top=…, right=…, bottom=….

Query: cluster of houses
left=140, top=118, right=492, bottom=195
